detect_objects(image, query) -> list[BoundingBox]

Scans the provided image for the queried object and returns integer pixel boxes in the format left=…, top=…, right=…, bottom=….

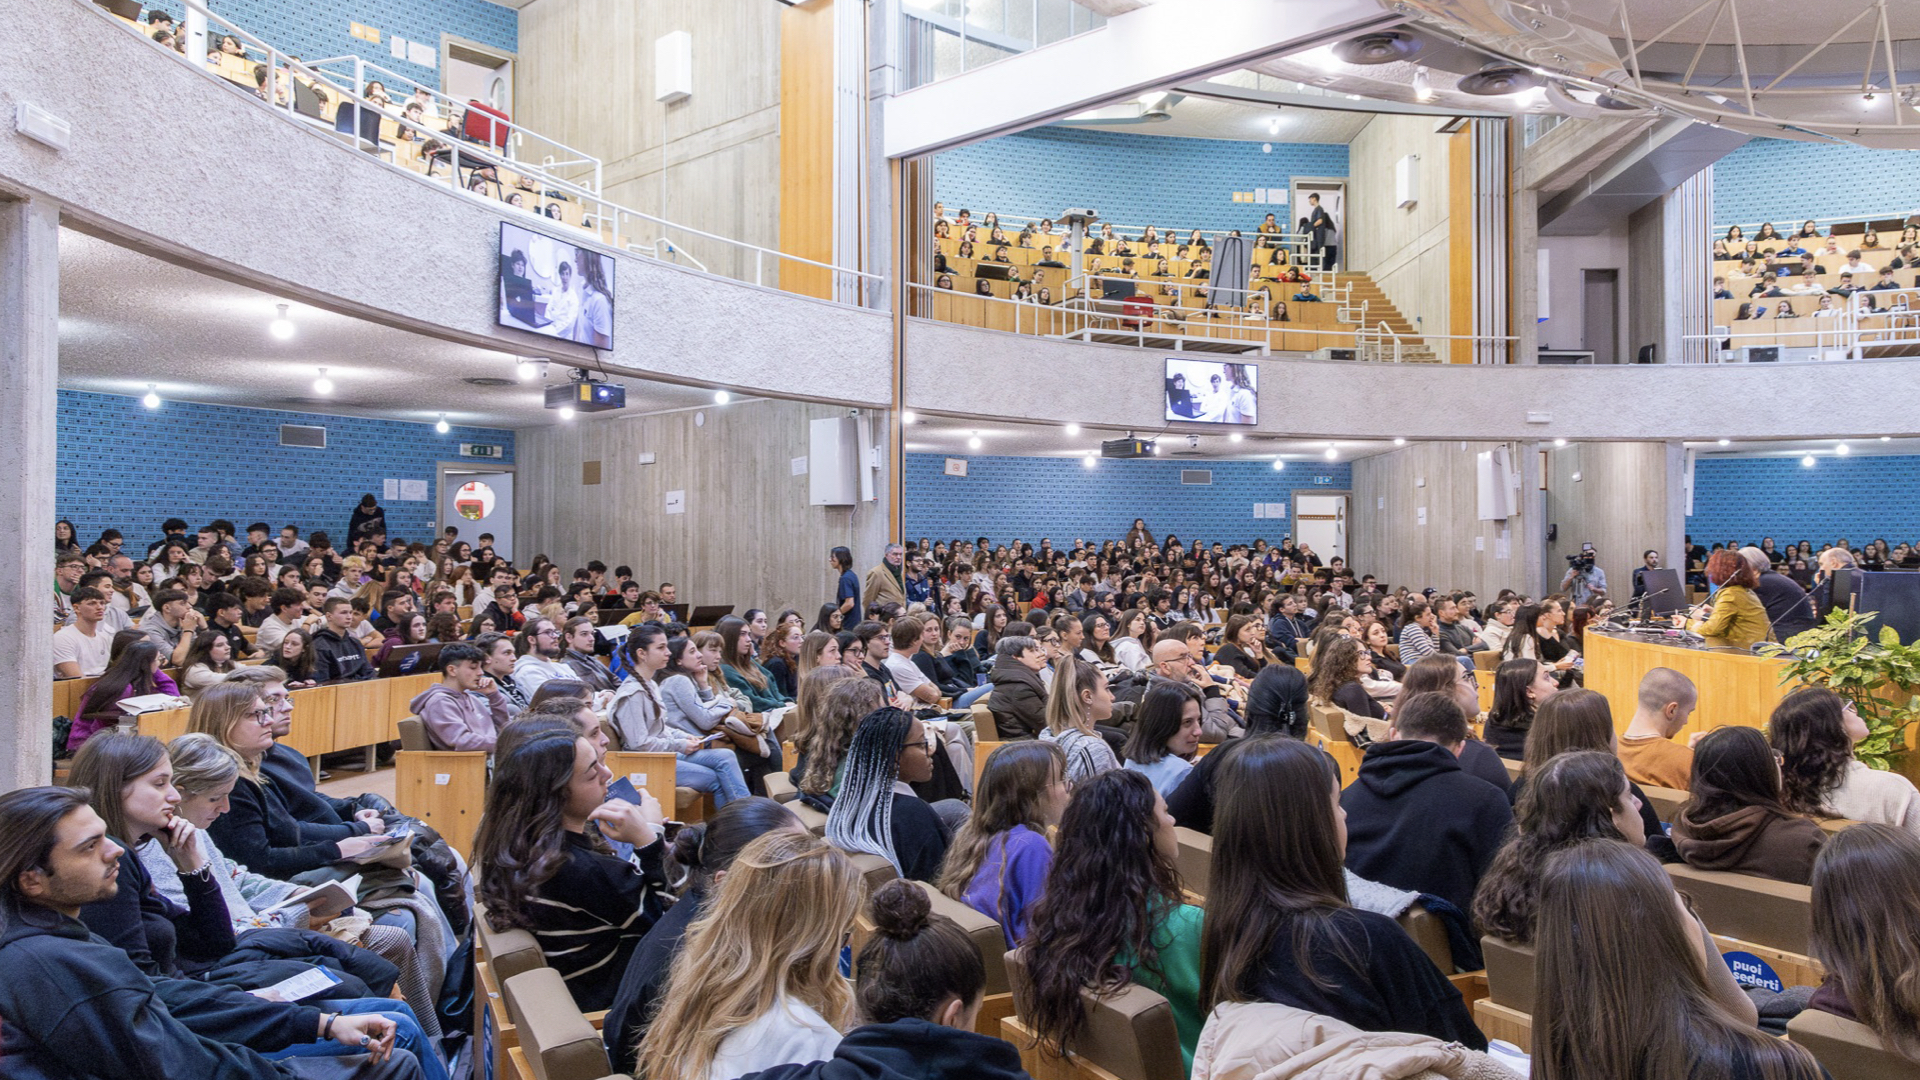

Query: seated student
left=1711, top=276, right=1733, bottom=299
left=0, top=787, right=421, bottom=1080
left=986, top=634, right=1050, bottom=739
left=1041, top=657, right=1121, bottom=784
left=825, top=708, right=952, bottom=881
left=179, top=629, right=240, bottom=698
left=53, top=585, right=115, bottom=678
left=1510, top=690, right=1670, bottom=855
left=1671, top=726, right=1826, bottom=884
left=473, top=728, right=668, bottom=1011
left=938, top=741, right=1066, bottom=948
left=1338, top=692, right=1512, bottom=913
left=760, top=620, right=806, bottom=699
left=1806, top=823, right=1920, bottom=1062
left=1203, top=737, right=1485, bottom=1047
left=1771, top=686, right=1920, bottom=836
left=1873, top=265, right=1905, bottom=290
left=1022, top=769, right=1205, bottom=1073
left=308, top=598, right=373, bottom=682
left=408, top=643, right=513, bottom=752
left=70, top=634, right=180, bottom=753
left=796, top=673, right=881, bottom=799
left=607, top=624, right=752, bottom=805
left=511, top=617, right=575, bottom=696
left=1306, top=637, right=1386, bottom=722
left=1395, top=656, right=1507, bottom=794
left=1395, top=597, right=1441, bottom=665
left=880, top=615, right=942, bottom=707
left=1532, top=841, right=1819, bottom=1080
left=1122, top=681, right=1206, bottom=798
left=1211, top=613, right=1267, bottom=679
left=640, top=830, right=863, bottom=1080
left=1617, top=667, right=1699, bottom=790
left=1481, top=657, right=1558, bottom=760
left=604, top=798, right=802, bottom=1076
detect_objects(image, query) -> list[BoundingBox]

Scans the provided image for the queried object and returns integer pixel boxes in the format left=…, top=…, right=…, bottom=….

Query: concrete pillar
left=1664, top=439, right=1690, bottom=571
left=0, top=196, right=59, bottom=792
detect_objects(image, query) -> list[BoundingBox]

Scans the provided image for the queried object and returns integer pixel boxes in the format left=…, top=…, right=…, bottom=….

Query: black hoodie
left=734, top=1018, right=1033, bottom=1080
left=0, top=910, right=321, bottom=1080
left=1339, top=740, right=1513, bottom=912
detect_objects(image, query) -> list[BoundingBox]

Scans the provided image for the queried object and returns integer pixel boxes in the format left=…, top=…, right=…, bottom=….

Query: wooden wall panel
left=779, top=0, right=835, bottom=299
left=1347, top=113, right=1453, bottom=361
left=1543, top=442, right=1675, bottom=604
left=514, top=398, right=890, bottom=618
left=1448, top=129, right=1474, bottom=362
left=1351, top=441, right=1534, bottom=600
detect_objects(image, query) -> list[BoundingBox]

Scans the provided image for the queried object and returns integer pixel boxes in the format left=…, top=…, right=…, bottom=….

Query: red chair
left=1121, top=294, right=1155, bottom=329
left=462, top=100, right=511, bottom=149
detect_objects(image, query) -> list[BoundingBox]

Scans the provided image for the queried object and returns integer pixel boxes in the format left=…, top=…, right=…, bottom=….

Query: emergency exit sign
left=460, top=443, right=503, bottom=458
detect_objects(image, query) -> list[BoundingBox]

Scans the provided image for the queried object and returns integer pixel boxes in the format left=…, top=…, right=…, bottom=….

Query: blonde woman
left=1041, top=656, right=1119, bottom=785
left=639, top=830, right=863, bottom=1080
left=795, top=630, right=842, bottom=679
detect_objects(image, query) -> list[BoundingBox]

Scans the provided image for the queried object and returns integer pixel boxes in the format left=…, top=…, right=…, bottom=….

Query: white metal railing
left=1710, top=212, right=1918, bottom=246
left=102, top=0, right=884, bottom=307
left=1685, top=289, right=1920, bottom=363
left=899, top=0, right=1107, bottom=90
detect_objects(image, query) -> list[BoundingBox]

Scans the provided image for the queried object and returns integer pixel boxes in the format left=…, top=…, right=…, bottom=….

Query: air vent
left=1332, top=31, right=1421, bottom=65
left=1457, top=65, right=1542, bottom=97
left=280, top=424, right=327, bottom=449
left=1180, top=469, right=1213, bottom=485
left=463, top=376, right=516, bottom=387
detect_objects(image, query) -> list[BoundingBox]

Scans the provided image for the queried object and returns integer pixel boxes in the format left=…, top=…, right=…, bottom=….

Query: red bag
left=462, top=100, right=510, bottom=149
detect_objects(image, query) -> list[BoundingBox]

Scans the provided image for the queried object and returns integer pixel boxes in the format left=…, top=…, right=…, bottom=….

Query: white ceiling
left=56, top=229, right=715, bottom=429
left=903, top=414, right=1398, bottom=462
left=1054, top=79, right=1378, bottom=144
left=1685, top=437, right=1920, bottom=459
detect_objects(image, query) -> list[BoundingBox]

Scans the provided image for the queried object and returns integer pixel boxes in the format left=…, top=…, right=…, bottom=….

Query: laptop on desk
left=664, top=603, right=689, bottom=624
left=688, top=604, right=735, bottom=626
left=378, top=643, right=443, bottom=679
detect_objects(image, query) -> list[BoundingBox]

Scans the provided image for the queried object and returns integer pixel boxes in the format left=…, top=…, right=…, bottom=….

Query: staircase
left=1330, top=272, right=1442, bottom=363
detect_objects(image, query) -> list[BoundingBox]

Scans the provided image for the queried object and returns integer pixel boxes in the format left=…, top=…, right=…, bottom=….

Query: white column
left=0, top=197, right=60, bottom=792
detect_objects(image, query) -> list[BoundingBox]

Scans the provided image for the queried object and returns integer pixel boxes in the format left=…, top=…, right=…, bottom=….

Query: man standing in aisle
left=1298, top=192, right=1339, bottom=271
left=864, top=544, right=907, bottom=614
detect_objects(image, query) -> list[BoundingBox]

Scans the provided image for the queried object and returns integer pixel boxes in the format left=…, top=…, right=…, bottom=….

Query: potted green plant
left=1759, top=609, right=1920, bottom=770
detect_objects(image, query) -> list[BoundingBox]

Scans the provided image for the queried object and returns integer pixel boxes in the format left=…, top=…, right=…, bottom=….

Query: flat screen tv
left=1164, top=358, right=1257, bottom=425
left=497, top=222, right=615, bottom=349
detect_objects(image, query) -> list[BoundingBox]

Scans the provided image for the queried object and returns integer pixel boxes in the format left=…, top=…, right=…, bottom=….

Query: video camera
left=1566, top=543, right=1596, bottom=573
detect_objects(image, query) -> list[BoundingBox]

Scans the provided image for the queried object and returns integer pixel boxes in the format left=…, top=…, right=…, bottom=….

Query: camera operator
left=1560, top=544, right=1607, bottom=606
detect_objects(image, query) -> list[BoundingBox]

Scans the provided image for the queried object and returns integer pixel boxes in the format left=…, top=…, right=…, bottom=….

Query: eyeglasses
left=246, top=708, right=273, bottom=725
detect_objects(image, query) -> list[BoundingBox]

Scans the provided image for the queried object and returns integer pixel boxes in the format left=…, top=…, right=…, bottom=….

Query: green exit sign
left=460, top=443, right=502, bottom=459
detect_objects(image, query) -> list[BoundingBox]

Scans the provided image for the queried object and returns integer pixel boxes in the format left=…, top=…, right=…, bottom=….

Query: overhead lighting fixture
left=1393, top=437, right=1407, bottom=446
left=1801, top=454, right=1817, bottom=468
left=312, top=367, right=334, bottom=395
left=142, top=384, right=161, bottom=409
left=1717, top=438, right=1730, bottom=446
left=1272, top=458, right=1286, bottom=471
left=1412, top=69, right=1433, bottom=103
left=558, top=405, right=576, bottom=420
left=1228, top=432, right=1243, bottom=443
left=1324, top=447, right=1339, bottom=461
left=269, top=303, right=295, bottom=340
left=435, top=414, right=450, bottom=434
left=1331, top=30, right=1421, bottom=66
left=516, top=358, right=538, bottom=381
left=1267, top=115, right=1282, bottom=135
left=1457, top=64, right=1542, bottom=97
left=902, top=410, right=917, bottom=424
left=967, top=431, right=982, bottom=450
left=1835, top=442, right=1851, bottom=455
left=713, top=390, right=731, bottom=405
left=1882, top=435, right=1893, bottom=442
left=1553, top=438, right=1567, bottom=447
left=1065, top=422, right=1081, bottom=436
left=1082, top=454, right=1097, bottom=468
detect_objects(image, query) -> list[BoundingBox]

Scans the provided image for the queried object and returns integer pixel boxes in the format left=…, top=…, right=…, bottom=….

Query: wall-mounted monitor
left=1164, top=358, right=1257, bottom=425
left=498, top=222, right=615, bottom=349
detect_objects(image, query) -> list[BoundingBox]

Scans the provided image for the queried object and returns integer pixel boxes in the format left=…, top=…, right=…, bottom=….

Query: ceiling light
left=1801, top=454, right=1817, bottom=468
left=713, top=390, right=731, bottom=405
left=558, top=405, right=576, bottom=420
left=1267, top=115, right=1282, bottom=135
left=902, top=410, right=917, bottom=424
left=1150, top=442, right=1160, bottom=455
left=435, top=414, right=450, bottom=434
left=1065, top=422, right=1081, bottom=436
left=1717, top=438, right=1730, bottom=446
left=1324, top=447, right=1339, bottom=460
left=1882, top=435, right=1893, bottom=442
left=1457, top=64, right=1542, bottom=97
left=1553, top=438, right=1567, bottom=447
left=967, top=433, right=982, bottom=450
left=1272, top=458, right=1286, bottom=471
left=1331, top=31, right=1420, bottom=66
left=142, top=384, right=161, bottom=409
left=1835, top=442, right=1851, bottom=455
left=269, top=303, right=295, bottom=340
left=516, top=358, right=538, bottom=381
left=1393, top=437, right=1407, bottom=446
left=312, top=367, right=333, bottom=395
left=1082, top=454, right=1097, bottom=468
left=1412, top=68, right=1433, bottom=102
left=1228, top=432, right=1243, bottom=443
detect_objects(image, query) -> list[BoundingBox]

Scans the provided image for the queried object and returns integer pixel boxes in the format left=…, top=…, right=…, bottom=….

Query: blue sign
left=1722, top=951, right=1784, bottom=992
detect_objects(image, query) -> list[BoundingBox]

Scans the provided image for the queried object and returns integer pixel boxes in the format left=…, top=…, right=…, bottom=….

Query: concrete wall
left=1544, top=442, right=1682, bottom=604
left=1346, top=113, right=1452, bottom=343
left=1537, top=228, right=1629, bottom=356
left=1350, top=440, right=1539, bottom=599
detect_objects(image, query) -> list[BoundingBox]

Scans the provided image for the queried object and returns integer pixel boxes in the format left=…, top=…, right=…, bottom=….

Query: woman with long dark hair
left=1305, top=637, right=1385, bottom=721
left=1121, top=681, right=1205, bottom=797
left=473, top=729, right=668, bottom=1011
left=824, top=707, right=947, bottom=881
left=1509, top=690, right=1665, bottom=845
left=70, top=635, right=179, bottom=752
left=1807, top=823, right=1920, bottom=1063
left=607, top=624, right=750, bottom=805
left=937, top=740, right=1068, bottom=947
left=1672, top=726, right=1827, bottom=883
left=1769, top=686, right=1920, bottom=834
left=718, top=614, right=792, bottom=713
left=1202, top=736, right=1483, bottom=1047
left=1531, top=841, right=1817, bottom=1080
left=1077, top=612, right=1115, bottom=664
left=1021, top=768, right=1204, bottom=1073
left=1481, top=657, right=1559, bottom=760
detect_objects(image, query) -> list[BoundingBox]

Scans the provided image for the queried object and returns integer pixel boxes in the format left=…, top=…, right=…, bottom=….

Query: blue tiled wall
left=904, top=452, right=1352, bottom=546
left=58, top=390, right=515, bottom=550
left=933, top=128, right=1349, bottom=235
left=1713, top=138, right=1920, bottom=230
left=142, top=0, right=516, bottom=91
left=1687, top=454, right=1920, bottom=546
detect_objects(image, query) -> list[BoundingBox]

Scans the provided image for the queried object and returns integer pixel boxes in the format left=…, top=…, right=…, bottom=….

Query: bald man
left=1741, top=546, right=1816, bottom=642
left=1618, top=667, right=1699, bottom=790
left=1149, top=638, right=1241, bottom=742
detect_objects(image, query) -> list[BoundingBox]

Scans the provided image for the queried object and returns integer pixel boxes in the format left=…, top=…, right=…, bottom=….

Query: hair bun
left=670, top=822, right=707, bottom=870
left=867, top=878, right=931, bottom=940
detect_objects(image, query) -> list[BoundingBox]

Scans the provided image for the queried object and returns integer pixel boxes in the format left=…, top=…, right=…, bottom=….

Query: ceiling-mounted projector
left=1102, top=437, right=1153, bottom=458
left=545, top=376, right=626, bottom=413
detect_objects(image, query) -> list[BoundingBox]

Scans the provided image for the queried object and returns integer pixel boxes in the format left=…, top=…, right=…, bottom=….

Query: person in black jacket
left=0, top=786, right=418, bottom=1080
left=1741, top=546, right=1816, bottom=641
left=605, top=797, right=801, bottom=1075
left=737, top=878, right=1029, bottom=1080
left=1263, top=594, right=1306, bottom=663
left=1166, top=667, right=1313, bottom=833
left=346, top=494, right=386, bottom=549
left=309, top=599, right=373, bottom=682
left=986, top=636, right=1049, bottom=740
left=1338, top=693, right=1513, bottom=913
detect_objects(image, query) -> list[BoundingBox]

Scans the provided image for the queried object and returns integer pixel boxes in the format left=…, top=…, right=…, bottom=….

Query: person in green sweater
left=1021, top=768, right=1203, bottom=1076
left=717, top=614, right=795, bottom=713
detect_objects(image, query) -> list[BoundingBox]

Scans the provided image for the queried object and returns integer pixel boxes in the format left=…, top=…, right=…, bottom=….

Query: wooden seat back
left=1665, top=863, right=1812, bottom=955
left=1006, top=948, right=1185, bottom=1080
left=501, top=967, right=612, bottom=1080
left=1787, top=1008, right=1920, bottom=1080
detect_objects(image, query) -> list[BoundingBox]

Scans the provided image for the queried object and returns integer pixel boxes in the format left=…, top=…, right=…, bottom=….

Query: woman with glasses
left=194, top=682, right=387, bottom=878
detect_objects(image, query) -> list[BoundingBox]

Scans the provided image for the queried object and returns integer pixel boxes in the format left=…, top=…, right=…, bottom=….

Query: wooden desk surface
left=1585, top=630, right=1790, bottom=742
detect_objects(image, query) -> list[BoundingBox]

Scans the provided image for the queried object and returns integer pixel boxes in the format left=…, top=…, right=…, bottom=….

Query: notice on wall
left=664, top=490, right=686, bottom=515
left=1417, top=507, right=1428, bottom=526
left=1494, top=527, right=1512, bottom=561
left=383, top=479, right=399, bottom=501
left=1475, top=536, right=1486, bottom=551
left=389, top=35, right=407, bottom=60
left=407, top=40, right=437, bottom=68
left=1253, top=504, right=1266, bottom=519
left=399, top=479, right=428, bottom=502
left=1265, top=503, right=1286, bottom=519
left=790, top=456, right=808, bottom=476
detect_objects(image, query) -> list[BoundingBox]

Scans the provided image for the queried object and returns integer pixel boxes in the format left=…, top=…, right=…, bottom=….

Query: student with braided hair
left=824, top=708, right=952, bottom=881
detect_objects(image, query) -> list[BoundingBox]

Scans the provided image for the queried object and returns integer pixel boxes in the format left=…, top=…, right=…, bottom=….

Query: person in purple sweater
left=935, top=741, right=1069, bottom=948
left=69, top=634, right=180, bottom=752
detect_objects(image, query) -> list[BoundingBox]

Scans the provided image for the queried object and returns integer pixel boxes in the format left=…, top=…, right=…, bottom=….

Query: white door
left=439, top=466, right=515, bottom=561
left=1294, top=493, right=1348, bottom=564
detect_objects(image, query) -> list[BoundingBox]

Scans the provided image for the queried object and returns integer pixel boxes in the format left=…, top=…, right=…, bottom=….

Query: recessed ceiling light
left=1323, top=447, right=1339, bottom=460
left=967, top=433, right=982, bottom=450
left=1065, top=422, right=1081, bottom=436
left=902, top=410, right=917, bottom=424
left=558, top=405, right=576, bottom=420
left=1835, top=442, right=1851, bottom=455
left=1082, top=454, right=1097, bottom=468
left=1553, top=438, right=1567, bottom=447
left=312, top=367, right=333, bottom=395
left=516, top=358, right=538, bottom=381
left=269, top=303, right=295, bottom=340
left=1228, top=432, right=1243, bottom=443
left=1882, top=435, right=1893, bottom=442
left=1717, top=438, right=1730, bottom=446
left=435, top=414, right=450, bottom=434
left=1393, top=437, right=1407, bottom=446
left=1412, top=68, right=1433, bottom=102
left=142, top=384, right=161, bottom=409
left=1272, top=458, right=1286, bottom=471
left=713, top=390, right=731, bottom=405
left=1801, top=454, right=1817, bottom=468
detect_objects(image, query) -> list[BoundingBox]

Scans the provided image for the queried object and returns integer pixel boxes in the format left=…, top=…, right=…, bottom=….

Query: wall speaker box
left=809, top=417, right=858, bottom=506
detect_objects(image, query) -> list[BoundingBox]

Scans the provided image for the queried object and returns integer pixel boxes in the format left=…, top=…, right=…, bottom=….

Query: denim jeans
left=677, top=747, right=751, bottom=805
left=955, top=684, right=992, bottom=708
left=270, top=999, right=449, bottom=1080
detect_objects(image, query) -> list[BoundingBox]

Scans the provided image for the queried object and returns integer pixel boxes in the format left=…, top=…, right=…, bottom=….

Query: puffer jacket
left=1192, top=1001, right=1520, bottom=1080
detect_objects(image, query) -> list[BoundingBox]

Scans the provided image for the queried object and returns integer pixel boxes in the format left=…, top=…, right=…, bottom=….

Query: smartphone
left=699, top=732, right=727, bottom=746
left=661, top=819, right=686, bottom=844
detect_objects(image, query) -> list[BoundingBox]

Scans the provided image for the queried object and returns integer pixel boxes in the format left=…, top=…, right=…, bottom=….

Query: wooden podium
left=1584, top=630, right=1792, bottom=743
